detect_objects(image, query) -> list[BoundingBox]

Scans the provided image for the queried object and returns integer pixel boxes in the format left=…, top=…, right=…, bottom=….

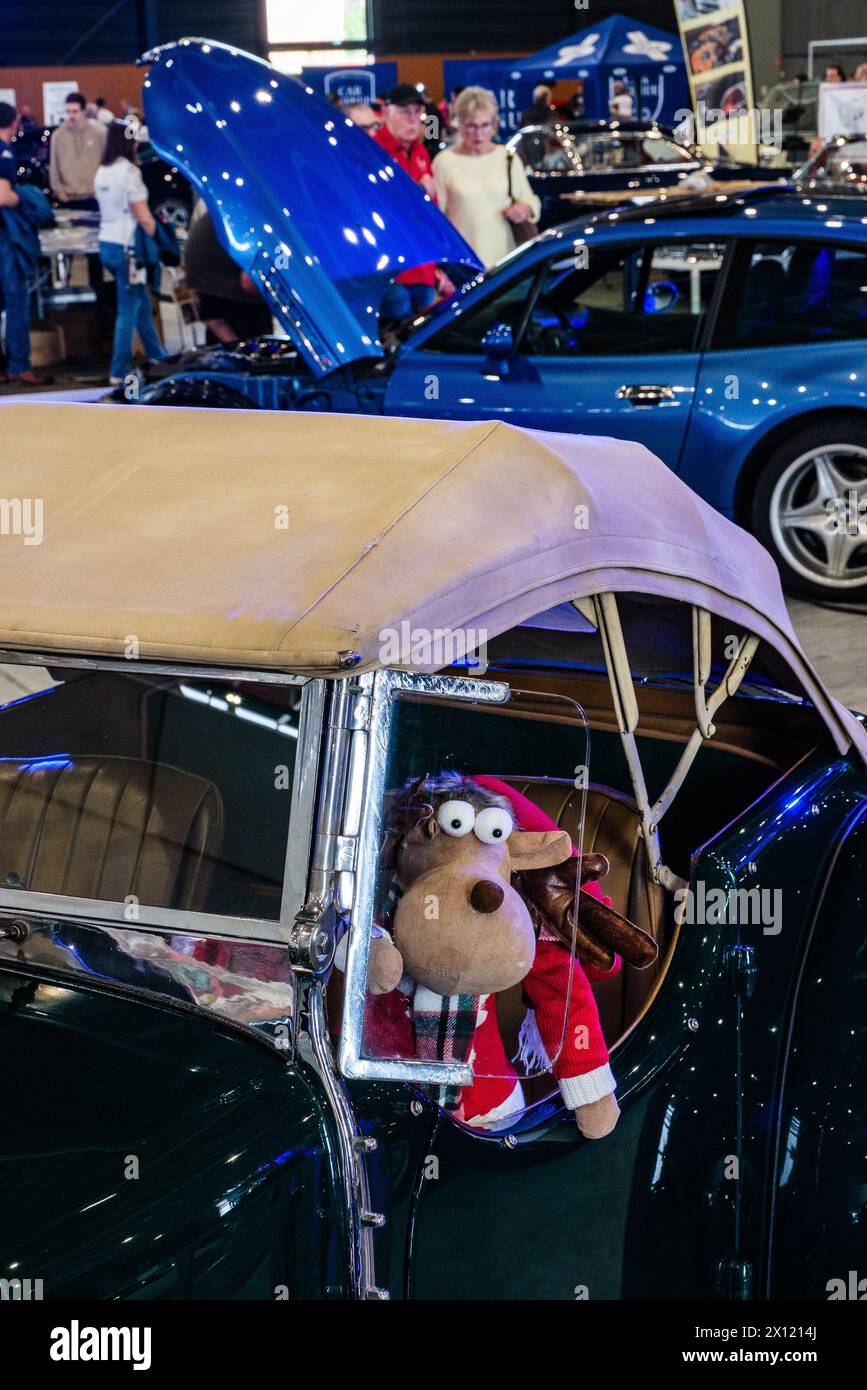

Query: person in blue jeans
left=94, top=121, right=167, bottom=385
left=0, top=101, right=52, bottom=386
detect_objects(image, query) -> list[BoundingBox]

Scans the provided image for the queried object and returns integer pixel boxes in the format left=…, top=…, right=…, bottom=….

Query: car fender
left=0, top=967, right=350, bottom=1299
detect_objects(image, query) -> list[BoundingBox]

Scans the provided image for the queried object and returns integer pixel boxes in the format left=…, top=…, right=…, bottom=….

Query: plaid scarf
left=380, top=879, right=480, bottom=1118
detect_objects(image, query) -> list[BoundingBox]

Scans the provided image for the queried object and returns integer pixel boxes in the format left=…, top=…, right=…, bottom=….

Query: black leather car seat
left=0, top=755, right=224, bottom=911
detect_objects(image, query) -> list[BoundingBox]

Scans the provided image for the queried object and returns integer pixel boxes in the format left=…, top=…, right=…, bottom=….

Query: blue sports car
left=138, top=39, right=867, bottom=602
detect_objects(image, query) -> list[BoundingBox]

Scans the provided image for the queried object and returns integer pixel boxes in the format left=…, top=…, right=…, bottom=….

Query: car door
left=679, top=236, right=867, bottom=517
left=386, top=236, right=728, bottom=469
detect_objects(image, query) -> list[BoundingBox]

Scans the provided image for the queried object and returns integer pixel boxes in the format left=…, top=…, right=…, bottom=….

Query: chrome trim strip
left=0, top=916, right=296, bottom=1047
left=0, top=892, right=292, bottom=945
left=296, top=979, right=383, bottom=1298
left=0, top=649, right=307, bottom=685
left=281, top=678, right=327, bottom=923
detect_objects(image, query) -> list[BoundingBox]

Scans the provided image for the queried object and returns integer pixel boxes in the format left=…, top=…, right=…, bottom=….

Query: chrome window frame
left=337, top=668, right=511, bottom=1085
left=0, top=653, right=324, bottom=947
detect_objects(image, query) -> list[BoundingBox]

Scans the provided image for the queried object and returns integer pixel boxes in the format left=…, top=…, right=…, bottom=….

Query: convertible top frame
left=573, top=593, right=760, bottom=895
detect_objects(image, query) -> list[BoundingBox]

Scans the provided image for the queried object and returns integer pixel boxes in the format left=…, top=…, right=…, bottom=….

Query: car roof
left=549, top=186, right=867, bottom=237
left=2, top=403, right=863, bottom=760
left=514, top=119, right=681, bottom=137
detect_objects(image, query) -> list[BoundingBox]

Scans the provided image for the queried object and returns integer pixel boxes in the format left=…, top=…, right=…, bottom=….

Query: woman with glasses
left=433, top=87, right=540, bottom=267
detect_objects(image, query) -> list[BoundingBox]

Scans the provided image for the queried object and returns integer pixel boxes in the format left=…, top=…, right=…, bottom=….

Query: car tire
left=751, top=418, right=867, bottom=602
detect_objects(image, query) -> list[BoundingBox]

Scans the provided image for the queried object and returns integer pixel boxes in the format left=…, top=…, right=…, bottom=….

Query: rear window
left=712, top=239, right=867, bottom=349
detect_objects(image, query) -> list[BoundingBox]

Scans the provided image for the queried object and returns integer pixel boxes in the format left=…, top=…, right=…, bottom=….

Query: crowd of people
left=0, top=88, right=165, bottom=387
left=0, top=76, right=545, bottom=388
left=344, top=81, right=540, bottom=282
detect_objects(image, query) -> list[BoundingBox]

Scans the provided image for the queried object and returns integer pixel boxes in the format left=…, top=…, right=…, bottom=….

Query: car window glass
left=571, top=133, right=693, bottom=173
left=712, top=240, right=867, bottom=349
left=641, top=135, right=694, bottom=165
left=518, top=128, right=574, bottom=175
left=826, top=141, right=867, bottom=179
left=521, top=241, right=725, bottom=357
left=0, top=665, right=300, bottom=921
left=422, top=270, right=539, bottom=355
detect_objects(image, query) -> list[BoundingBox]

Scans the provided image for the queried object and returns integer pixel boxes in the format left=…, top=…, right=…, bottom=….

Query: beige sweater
left=49, top=120, right=107, bottom=200
left=432, top=144, right=541, bottom=267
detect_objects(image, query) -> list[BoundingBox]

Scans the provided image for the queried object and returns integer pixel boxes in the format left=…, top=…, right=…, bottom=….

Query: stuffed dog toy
left=363, top=772, right=657, bottom=1138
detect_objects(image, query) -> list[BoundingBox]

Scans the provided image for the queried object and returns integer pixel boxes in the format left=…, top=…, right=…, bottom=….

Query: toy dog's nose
left=470, top=880, right=505, bottom=914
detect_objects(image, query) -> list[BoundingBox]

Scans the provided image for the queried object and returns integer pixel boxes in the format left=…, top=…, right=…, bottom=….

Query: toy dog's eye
left=474, top=807, right=514, bottom=844
left=437, top=800, right=476, bottom=837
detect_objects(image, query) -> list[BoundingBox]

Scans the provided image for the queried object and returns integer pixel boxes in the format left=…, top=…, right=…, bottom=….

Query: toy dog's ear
left=508, top=828, right=572, bottom=869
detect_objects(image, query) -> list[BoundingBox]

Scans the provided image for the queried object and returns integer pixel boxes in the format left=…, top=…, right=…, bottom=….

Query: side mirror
left=480, top=322, right=514, bottom=375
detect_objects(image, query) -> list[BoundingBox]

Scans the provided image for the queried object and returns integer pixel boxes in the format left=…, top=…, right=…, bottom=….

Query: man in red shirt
left=374, top=84, right=441, bottom=320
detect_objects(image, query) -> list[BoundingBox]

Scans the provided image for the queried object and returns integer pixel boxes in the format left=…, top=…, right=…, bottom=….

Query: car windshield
left=517, top=127, right=695, bottom=176
left=825, top=140, right=867, bottom=180
left=759, top=81, right=818, bottom=133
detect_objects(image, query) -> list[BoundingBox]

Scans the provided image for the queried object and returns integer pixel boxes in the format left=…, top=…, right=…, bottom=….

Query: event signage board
left=42, top=80, right=80, bottom=126
left=673, top=0, right=755, bottom=144
left=300, top=63, right=397, bottom=105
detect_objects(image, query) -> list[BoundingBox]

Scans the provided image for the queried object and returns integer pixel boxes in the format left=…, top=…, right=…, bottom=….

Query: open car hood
left=142, top=38, right=481, bottom=376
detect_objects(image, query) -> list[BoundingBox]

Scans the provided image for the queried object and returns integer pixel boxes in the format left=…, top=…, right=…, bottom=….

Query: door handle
left=617, top=384, right=676, bottom=406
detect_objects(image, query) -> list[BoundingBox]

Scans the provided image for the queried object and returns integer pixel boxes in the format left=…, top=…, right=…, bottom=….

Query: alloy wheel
left=769, top=443, right=867, bottom=590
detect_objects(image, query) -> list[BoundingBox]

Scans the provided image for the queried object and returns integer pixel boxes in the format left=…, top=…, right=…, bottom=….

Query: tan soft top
left=1, top=403, right=863, bottom=758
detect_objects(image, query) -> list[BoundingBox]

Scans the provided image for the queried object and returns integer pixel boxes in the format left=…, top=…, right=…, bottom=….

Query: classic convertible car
left=1, top=402, right=865, bottom=1301
left=796, top=134, right=867, bottom=198
left=134, top=39, right=867, bottom=604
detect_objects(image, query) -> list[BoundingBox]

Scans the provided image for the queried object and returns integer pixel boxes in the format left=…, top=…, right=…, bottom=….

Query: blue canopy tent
left=507, top=13, right=690, bottom=127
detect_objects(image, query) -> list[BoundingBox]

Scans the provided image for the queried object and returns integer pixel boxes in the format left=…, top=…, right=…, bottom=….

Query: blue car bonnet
left=142, top=38, right=481, bottom=375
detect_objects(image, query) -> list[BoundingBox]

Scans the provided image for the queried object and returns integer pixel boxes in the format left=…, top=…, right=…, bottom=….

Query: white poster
left=819, top=82, right=867, bottom=139
left=0, top=88, right=16, bottom=109
left=43, top=80, right=79, bottom=127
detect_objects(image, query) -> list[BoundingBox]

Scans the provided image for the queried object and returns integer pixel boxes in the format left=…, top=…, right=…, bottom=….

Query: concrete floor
left=787, top=599, right=867, bottom=714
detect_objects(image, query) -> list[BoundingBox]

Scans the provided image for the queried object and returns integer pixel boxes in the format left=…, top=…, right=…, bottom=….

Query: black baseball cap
left=383, top=84, right=426, bottom=108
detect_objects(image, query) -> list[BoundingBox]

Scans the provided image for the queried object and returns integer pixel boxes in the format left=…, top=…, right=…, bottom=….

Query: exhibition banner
left=673, top=0, right=756, bottom=154
left=300, top=63, right=397, bottom=105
